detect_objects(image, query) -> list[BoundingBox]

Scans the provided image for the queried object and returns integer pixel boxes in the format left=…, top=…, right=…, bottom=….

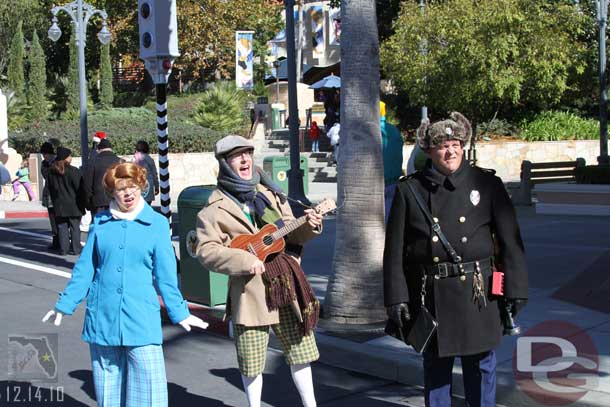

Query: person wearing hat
left=84, top=136, right=122, bottom=214
left=380, top=101, right=404, bottom=223
left=46, top=147, right=86, bottom=255
left=383, top=112, right=528, bottom=406
left=195, top=135, right=324, bottom=407
left=40, top=142, right=60, bottom=250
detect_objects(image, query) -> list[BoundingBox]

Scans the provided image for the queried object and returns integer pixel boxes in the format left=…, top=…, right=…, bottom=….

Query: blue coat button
left=117, top=288, right=122, bottom=294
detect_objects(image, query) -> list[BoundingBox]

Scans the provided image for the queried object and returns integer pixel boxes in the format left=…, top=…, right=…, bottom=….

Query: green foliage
left=380, top=0, right=589, bottom=122
left=192, top=82, right=248, bottom=133
left=477, top=118, right=518, bottom=139
left=7, top=21, right=25, bottom=97
left=99, top=43, right=113, bottom=109
left=519, top=111, right=598, bottom=141
left=8, top=107, right=225, bottom=158
left=66, top=35, right=79, bottom=115
left=27, top=30, right=47, bottom=122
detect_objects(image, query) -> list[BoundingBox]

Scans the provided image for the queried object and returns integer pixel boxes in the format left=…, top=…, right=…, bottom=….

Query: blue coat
left=55, top=203, right=189, bottom=346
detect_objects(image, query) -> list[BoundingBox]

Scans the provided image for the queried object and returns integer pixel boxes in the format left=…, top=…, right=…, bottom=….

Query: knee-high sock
left=290, top=363, right=317, bottom=407
left=241, top=374, right=263, bottom=407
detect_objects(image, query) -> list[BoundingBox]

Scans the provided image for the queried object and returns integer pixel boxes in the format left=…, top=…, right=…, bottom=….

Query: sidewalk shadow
left=0, top=380, right=88, bottom=406
left=68, top=369, right=96, bottom=401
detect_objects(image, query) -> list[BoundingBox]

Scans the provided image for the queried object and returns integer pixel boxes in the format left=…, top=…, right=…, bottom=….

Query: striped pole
left=156, top=84, right=171, bottom=221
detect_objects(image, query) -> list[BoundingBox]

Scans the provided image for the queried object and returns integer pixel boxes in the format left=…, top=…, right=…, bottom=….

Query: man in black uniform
left=384, top=112, right=528, bottom=406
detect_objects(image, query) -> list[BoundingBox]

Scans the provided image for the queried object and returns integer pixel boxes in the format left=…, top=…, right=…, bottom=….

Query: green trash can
left=178, top=185, right=228, bottom=306
left=271, top=108, right=280, bottom=130
left=263, top=155, right=308, bottom=195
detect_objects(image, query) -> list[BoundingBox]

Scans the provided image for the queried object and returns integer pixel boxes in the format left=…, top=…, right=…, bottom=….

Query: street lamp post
left=48, top=0, right=111, bottom=169
left=597, top=0, right=610, bottom=165
left=419, top=0, right=428, bottom=122
left=273, top=59, right=281, bottom=104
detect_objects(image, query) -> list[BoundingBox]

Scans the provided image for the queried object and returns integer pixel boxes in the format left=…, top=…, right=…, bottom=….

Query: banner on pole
left=310, top=5, right=324, bottom=58
left=329, top=8, right=341, bottom=45
left=236, top=31, right=255, bottom=90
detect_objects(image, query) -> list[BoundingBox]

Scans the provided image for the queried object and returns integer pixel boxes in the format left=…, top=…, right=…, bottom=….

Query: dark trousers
left=423, top=349, right=496, bottom=407
left=47, top=207, right=58, bottom=248
left=56, top=216, right=82, bottom=255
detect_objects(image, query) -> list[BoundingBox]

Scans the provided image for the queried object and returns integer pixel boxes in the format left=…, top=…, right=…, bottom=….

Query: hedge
left=9, top=107, right=225, bottom=157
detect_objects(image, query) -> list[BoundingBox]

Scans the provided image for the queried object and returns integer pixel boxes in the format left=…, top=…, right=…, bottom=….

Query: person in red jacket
left=309, top=121, right=321, bottom=153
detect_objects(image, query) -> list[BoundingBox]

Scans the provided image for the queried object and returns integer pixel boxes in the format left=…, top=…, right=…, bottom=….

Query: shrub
left=8, top=107, right=225, bottom=157
left=477, top=118, right=518, bottom=139
left=520, top=111, right=598, bottom=141
left=192, top=82, right=248, bottom=133
left=27, top=31, right=47, bottom=122
left=99, top=43, right=113, bottom=109
left=7, top=21, right=25, bottom=97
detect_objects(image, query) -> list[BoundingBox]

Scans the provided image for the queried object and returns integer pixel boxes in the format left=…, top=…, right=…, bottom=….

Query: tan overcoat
left=195, top=185, right=320, bottom=326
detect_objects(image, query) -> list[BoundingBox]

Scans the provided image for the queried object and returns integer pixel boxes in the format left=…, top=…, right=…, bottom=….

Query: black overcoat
left=83, top=150, right=121, bottom=209
left=383, top=160, right=528, bottom=357
left=47, top=165, right=86, bottom=218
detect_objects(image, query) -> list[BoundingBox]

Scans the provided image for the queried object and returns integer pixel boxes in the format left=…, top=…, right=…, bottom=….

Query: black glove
left=387, top=303, right=411, bottom=328
left=507, top=298, right=527, bottom=318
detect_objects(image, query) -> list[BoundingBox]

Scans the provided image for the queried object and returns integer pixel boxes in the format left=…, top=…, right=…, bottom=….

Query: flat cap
left=214, top=135, right=254, bottom=158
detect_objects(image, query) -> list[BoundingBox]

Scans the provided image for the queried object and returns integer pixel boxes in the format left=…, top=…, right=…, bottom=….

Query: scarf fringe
left=263, top=253, right=320, bottom=336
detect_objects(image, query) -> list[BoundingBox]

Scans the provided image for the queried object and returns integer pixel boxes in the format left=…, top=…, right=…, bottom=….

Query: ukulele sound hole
left=263, top=235, right=274, bottom=246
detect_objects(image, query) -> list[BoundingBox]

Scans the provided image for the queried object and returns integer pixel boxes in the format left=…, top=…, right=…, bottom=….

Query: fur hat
left=416, top=112, right=472, bottom=149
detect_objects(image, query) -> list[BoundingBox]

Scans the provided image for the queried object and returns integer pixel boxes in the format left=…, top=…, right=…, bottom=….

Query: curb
left=0, top=210, right=48, bottom=219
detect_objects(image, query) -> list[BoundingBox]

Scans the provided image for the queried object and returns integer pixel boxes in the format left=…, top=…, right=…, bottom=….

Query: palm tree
left=322, top=0, right=386, bottom=328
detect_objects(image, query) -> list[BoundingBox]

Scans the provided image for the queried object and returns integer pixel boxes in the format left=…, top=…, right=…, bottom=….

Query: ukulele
left=230, top=199, right=336, bottom=261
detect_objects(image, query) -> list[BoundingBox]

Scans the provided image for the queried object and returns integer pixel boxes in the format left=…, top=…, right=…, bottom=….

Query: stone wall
left=402, top=140, right=607, bottom=182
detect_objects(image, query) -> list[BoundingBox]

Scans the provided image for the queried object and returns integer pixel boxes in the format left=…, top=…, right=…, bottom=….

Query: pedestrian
left=134, top=140, right=159, bottom=205
left=0, top=161, right=11, bottom=190
left=43, top=162, right=208, bottom=407
left=11, top=159, right=36, bottom=201
left=40, top=142, right=59, bottom=250
left=380, top=101, right=404, bottom=223
left=309, top=121, right=321, bottom=153
left=196, top=135, right=324, bottom=407
left=326, top=120, right=340, bottom=165
left=383, top=112, right=529, bottom=407
left=84, top=138, right=122, bottom=214
left=46, top=147, right=86, bottom=255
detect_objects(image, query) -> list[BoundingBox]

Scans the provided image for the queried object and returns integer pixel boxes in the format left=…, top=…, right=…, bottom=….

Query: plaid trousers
left=89, top=343, right=168, bottom=407
left=234, top=306, right=319, bottom=377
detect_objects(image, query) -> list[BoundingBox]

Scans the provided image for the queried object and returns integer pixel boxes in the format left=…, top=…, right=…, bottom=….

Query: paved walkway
left=3, top=186, right=609, bottom=406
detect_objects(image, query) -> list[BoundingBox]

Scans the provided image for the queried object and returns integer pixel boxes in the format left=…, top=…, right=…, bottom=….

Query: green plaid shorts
left=233, top=306, right=319, bottom=377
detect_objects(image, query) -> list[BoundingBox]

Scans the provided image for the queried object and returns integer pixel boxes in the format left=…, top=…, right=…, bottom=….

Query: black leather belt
left=425, top=257, right=492, bottom=279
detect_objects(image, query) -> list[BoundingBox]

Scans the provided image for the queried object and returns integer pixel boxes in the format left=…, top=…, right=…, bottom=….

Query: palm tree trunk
left=322, top=0, right=386, bottom=327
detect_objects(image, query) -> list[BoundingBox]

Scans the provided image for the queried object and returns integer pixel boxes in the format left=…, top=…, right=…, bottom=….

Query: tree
left=27, top=30, right=47, bottom=122
left=66, top=34, right=79, bottom=115
left=7, top=21, right=25, bottom=97
left=192, top=81, right=248, bottom=133
left=99, top=43, right=113, bottom=109
left=322, top=0, right=386, bottom=327
left=380, top=0, right=589, bottom=122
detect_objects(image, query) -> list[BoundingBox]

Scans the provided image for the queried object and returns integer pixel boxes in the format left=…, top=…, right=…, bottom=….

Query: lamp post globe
left=98, top=22, right=111, bottom=45
left=48, top=18, right=62, bottom=42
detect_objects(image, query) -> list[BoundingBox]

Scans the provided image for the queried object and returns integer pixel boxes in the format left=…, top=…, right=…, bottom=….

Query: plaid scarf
left=263, top=253, right=320, bottom=336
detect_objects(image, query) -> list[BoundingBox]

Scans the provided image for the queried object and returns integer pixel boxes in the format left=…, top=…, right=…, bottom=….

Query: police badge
left=470, top=190, right=480, bottom=206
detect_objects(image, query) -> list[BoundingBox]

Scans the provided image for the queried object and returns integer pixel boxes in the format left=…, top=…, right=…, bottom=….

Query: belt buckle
left=437, top=263, right=449, bottom=278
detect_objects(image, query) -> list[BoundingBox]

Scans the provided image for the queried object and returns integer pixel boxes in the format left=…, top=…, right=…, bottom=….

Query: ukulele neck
left=271, top=216, right=308, bottom=241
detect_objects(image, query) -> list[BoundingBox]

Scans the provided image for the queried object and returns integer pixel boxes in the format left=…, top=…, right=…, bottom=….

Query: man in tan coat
left=196, top=135, right=323, bottom=407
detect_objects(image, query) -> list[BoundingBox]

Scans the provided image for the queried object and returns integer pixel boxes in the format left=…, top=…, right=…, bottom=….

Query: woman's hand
left=42, top=310, right=64, bottom=326
left=178, top=314, right=209, bottom=332
left=304, top=208, right=323, bottom=229
left=250, top=259, right=265, bottom=275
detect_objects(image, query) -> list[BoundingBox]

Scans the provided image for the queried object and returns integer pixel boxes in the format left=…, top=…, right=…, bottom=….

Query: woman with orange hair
left=43, top=162, right=208, bottom=407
